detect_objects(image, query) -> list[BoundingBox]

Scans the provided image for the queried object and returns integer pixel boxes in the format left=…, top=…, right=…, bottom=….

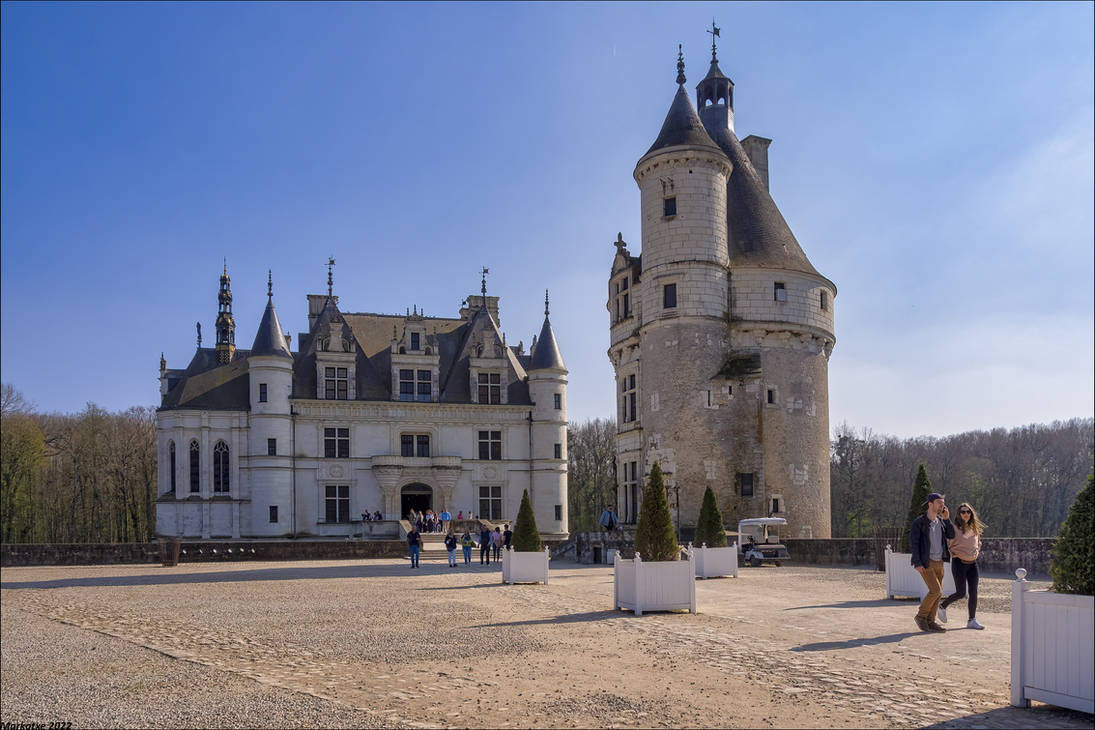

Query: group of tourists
left=361, top=510, right=383, bottom=522
left=406, top=509, right=451, bottom=534
left=910, top=492, right=985, bottom=632
left=404, top=523, right=512, bottom=568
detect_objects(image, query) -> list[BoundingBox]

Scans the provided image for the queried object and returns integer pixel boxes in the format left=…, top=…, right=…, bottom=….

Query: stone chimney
left=741, top=135, right=771, bottom=191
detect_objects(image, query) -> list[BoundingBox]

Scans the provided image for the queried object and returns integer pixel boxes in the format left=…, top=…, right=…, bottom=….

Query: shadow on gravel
left=790, top=631, right=920, bottom=652
left=785, top=599, right=904, bottom=610
left=0, top=563, right=501, bottom=589
left=924, top=704, right=1095, bottom=729
left=471, top=609, right=621, bottom=628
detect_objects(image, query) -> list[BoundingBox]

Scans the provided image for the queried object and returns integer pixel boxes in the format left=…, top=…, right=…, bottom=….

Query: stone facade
left=155, top=274, right=568, bottom=541
left=609, top=43, right=836, bottom=539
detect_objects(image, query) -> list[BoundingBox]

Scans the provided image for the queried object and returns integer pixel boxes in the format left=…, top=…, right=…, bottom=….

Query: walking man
left=909, top=492, right=954, bottom=632
left=407, top=524, right=422, bottom=569
left=502, top=524, right=513, bottom=551
left=444, top=532, right=458, bottom=568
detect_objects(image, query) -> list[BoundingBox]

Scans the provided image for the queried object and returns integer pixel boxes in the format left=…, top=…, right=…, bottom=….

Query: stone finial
left=676, top=44, right=686, bottom=86
left=614, top=232, right=627, bottom=251
left=327, top=257, right=335, bottom=298
left=196, top=321, right=202, bottom=347
left=544, top=289, right=550, bottom=317
left=267, top=270, right=273, bottom=298
left=160, top=352, right=166, bottom=372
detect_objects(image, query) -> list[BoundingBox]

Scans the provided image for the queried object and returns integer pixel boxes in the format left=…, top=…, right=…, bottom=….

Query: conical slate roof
left=702, top=58, right=731, bottom=82
left=529, top=316, right=566, bottom=371
left=645, top=85, right=721, bottom=156
left=706, top=126, right=828, bottom=282
left=250, top=297, right=292, bottom=358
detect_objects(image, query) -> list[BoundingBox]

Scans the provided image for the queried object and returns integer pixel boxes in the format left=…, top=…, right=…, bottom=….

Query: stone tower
left=527, top=291, right=569, bottom=535
left=608, top=39, right=836, bottom=539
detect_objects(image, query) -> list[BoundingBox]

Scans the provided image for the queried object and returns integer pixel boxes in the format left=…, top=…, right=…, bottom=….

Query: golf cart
left=736, top=517, right=790, bottom=567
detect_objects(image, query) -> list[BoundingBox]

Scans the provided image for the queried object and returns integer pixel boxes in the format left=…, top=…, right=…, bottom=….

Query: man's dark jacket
left=908, top=514, right=955, bottom=568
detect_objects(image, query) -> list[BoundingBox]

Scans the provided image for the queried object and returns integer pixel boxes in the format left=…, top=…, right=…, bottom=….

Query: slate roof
left=159, top=348, right=251, bottom=411
left=250, top=297, right=293, bottom=358
left=645, top=85, right=722, bottom=156
left=708, top=126, right=828, bottom=282
left=529, top=315, right=566, bottom=371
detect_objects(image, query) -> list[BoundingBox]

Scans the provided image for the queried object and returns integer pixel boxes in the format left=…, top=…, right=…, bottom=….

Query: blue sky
left=2, top=1, right=1092, bottom=438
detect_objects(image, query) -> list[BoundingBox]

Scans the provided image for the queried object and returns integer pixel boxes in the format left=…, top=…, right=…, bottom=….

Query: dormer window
left=325, top=367, right=348, bottom=400
left=399, top=369, right=432, bottom=402
left=410, top=332, right=420, bottom=351
left=478, top=372, right=501, bottom=404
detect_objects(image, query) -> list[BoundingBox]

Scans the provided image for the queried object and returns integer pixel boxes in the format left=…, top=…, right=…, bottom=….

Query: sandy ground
left=1, top=559, right=1091, bottom=729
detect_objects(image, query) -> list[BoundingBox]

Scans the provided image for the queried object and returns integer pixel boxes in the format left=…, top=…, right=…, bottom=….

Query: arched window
left=189, top=440, right=200, bottom=493
left=213, top=441, right=230, bottom=493
left=168, top=441, right=176, bottom=493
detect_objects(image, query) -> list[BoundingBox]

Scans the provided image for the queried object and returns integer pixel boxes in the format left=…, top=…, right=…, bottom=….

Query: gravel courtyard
left=2, top=559, right=1091, bottom=729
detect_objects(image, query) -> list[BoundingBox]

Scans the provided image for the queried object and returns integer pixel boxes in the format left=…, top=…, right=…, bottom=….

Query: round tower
left=695, top=34, right=837, bottom=539
left=632, top=48, right=734, bottom=531
left=527, top=291, right=568, bottom=539
left=248, top=273, right=295, bottom=537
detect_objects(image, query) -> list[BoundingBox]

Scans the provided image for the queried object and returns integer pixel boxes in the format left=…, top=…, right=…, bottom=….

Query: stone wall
left=1, top=540, right=406, bottom=567
left=784, top=537, right=1056, bottom=578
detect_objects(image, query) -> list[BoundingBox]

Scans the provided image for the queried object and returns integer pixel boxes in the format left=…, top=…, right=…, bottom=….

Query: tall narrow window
left=410, top=332, right=420, bottom=351
left=663, top=283, right=677, bottom=308
left=168, top=441, right=176, bottom=493
left=774, top=282, right=787, bottom=302
left=621, top=374, right=637, bottom=423
left=325, top=485, right=350, bottom=523
left=478, top=486, right=502, bottom=520
left=189, top=440, right=200, bottom=493
left=324, top=427, right=350, bottom=458
left=555, top=504, right=562, bottom=521
left=267, top=438, right=277, bottom=456
left=477, top=373, right=501, bottom=404
left=416, top=370, right=431, bottom=402
left=325, top=367, right=348, bottom=400
left=401, top=434, right=414, bottom=457
left=269, top=505, right=278, bottom=523
left=663, top=196, right=677, bottom=217
left=767, top=389, right=776, bottom=405
left=213, top=441, right=230, bottom=493
left=553, top=393, right=562, bottom=410
left=399, top=369, right=414, bottom=401
left=478, top=430, right=502, bottom=460
left=258, top=383, right=268, bottom=403
left=738, top=472, right=755, bottom=497
left=820, top=291, right=828, bottom=311
left=554, top=443, right=562, bottom=459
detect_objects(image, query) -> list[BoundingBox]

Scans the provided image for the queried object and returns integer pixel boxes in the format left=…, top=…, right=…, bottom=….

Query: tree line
left=1, top=384, right=157, bottom=544
left=830, top=418, right=1094, bottom=538
left=567, top=416, right=1093, bottom=539
left=2, top=382, right=1089, bottom=544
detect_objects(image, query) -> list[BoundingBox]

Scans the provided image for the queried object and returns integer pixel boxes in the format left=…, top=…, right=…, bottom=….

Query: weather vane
left=707, top=19, right=720, bottom=62
left=327, top=257, right=335, bottom=298
left=481, top=267, right=489, bottom=298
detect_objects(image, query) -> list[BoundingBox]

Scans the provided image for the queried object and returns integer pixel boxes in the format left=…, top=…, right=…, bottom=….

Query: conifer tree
left=899, top=464, right=932, bottom=553
left=693, top=485, right=728, bottom=548
left=512, top=489, right=542, bottom=552
left=1050, top=475, right=1094, bottom=595
left=633, top=461, right=679, bottom=561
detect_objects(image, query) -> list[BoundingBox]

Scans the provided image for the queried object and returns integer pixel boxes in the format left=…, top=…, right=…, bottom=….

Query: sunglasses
left=958, top=509, right=971, bottom=514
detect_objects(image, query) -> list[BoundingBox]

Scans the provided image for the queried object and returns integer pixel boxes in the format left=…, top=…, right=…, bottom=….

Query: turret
left=248, top=271, right=294, bottom=536
left=527, top=290, right=568, bottom=537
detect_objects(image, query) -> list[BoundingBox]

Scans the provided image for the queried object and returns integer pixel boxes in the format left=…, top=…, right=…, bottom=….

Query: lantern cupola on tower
left=696, top=20, right=734, bottom=134
left=215, top=261, right=236, bottom=364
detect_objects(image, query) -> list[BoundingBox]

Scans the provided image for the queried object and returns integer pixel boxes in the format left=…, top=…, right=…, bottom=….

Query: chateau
left=155, top=269, right=568, bottom=540
left=608, top=37, right=836, bottom=538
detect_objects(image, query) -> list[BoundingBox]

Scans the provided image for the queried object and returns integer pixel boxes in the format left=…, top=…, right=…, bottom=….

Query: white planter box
left=501, top=547, right=550, bottom=585
left=1011, top=569, right=1094, bottom=714
left=614, top=549, right=697, bottom=616
left=884, top=546, right=955, bottom=599
left=692, top=542, right=738, bottom=579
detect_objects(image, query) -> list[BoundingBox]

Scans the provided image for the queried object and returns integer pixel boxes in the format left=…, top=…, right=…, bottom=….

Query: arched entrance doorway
left=400, top=483, right=433, bottom=519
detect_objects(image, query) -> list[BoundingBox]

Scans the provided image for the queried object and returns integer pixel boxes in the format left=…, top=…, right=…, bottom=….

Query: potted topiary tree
left=502, top=489, right=550, bottom=585
left=1011, top=475, right=1094, bottom=713
left=692, top=486, right=737, bottom=579
left=614, top=462, right=696, bottom=615
left=884, top=464, right=954, bottom=599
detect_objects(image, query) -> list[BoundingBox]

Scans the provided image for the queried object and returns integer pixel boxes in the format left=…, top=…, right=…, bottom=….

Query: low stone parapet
left=2, top=540, right=407, bottom=567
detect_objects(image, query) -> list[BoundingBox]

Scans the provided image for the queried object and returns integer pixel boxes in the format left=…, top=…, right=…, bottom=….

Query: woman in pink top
left=938, top=502, right=986, bottom=629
